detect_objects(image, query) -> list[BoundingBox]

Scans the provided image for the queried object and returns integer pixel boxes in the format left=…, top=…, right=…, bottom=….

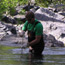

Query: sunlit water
left=0, top=45, right=65, bottom=65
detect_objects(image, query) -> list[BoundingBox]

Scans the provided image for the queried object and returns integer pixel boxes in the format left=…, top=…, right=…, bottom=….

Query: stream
left=0, top=45, right=65, bottom=65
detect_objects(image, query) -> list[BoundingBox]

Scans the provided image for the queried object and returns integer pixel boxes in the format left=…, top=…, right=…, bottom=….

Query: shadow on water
left=0, top=45, right=65, bottom=65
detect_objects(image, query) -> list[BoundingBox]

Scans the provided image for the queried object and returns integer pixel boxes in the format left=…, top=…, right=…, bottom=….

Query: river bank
left=0, top=5, right=65, bottom=47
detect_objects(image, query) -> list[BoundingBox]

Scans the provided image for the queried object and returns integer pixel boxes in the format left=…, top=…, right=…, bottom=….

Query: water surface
left=0, top=45, right=65, bottom=65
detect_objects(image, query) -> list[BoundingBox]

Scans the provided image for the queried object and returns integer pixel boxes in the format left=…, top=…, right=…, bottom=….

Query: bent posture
left=20, top=11, right=44, bottom=56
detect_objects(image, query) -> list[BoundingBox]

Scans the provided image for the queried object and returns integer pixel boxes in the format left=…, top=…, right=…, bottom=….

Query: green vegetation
left=0, top=0, right=18, bottom=20
left=0, top=0, right=65, bottom=20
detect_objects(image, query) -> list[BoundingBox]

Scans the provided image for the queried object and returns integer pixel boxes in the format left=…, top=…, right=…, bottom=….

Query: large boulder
left=44, top=34, right=64, bottom=47
left=35, top=7, right=65, bottom=46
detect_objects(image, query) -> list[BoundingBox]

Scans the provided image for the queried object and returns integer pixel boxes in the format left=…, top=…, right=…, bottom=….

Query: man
left=19, top=11, right=44, bottom=56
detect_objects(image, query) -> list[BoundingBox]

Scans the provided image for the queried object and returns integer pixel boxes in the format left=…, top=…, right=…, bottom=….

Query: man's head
left=25, top=11, right=35, bottom=24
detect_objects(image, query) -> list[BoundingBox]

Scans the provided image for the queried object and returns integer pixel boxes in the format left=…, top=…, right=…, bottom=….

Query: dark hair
left=25, top=11, right=35, bottom=19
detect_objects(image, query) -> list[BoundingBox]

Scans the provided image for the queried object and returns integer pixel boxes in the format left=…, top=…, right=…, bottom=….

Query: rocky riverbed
left=0, top=6, right=65, bottom=47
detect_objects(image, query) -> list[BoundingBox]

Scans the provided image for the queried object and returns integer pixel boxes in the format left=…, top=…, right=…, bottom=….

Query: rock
left=35, top=7, right=65, bottom=47
left=44, top=34, right=64, bottom=47
left=49, top=24, right=57, bottom=30
left=23, top=4, right=34, bottom=11
left=54, top=9, right=58, bottom=13
left=14, top=15, right=25, bottom=19
left=35, top=7, right=64, bottom=21
left=20, top=18, right=26, bottom=23
left=30, top=6, right=40, bottom=12
left=34, top=6, right=40, bottom=10
left=58, top=37, right=65, bottom=46
left=61, top=33, right=65, bottom=38
left=10, top=27, right=17, bottom=34
left=6, top=31, right=12, bottom=35
left=59, top=13, right=65, bottom=16
left=0, top=34, right=28, bottom=47
left=54, top=4, right=65, bottom=12
left=29, top=0, right=35, bottom=5
left=2, top=16, right=17, bottom=24
left=1, top=16, right=9, bottom=23
left=0, top=6, right=65, bottom=47
left=0, top=32, right=6, bottom=40
left=49, top=28, right=62, bottom=39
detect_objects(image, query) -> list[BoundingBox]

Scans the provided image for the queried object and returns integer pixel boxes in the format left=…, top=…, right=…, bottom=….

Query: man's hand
left=18, top=30, right=25, bottom=37
left=29, top=46, right=34, bottom=53
left=29, top=46, right=33, bottom=50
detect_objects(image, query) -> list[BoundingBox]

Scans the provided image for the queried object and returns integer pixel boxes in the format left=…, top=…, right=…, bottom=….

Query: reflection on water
left=0, top=45, right=65, bottom=65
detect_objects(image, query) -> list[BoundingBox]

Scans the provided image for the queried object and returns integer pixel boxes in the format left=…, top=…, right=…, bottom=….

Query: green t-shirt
left=22, top=19, right=43, bottom=35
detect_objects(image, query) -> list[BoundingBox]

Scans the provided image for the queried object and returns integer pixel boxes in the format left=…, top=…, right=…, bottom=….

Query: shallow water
left=0, top=45, right=65, bottom=65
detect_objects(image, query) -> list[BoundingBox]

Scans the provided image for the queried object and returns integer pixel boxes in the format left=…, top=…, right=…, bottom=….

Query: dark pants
left=29, top=41, right=44, bottom=56
left=28, top=31, right=44, bottom=56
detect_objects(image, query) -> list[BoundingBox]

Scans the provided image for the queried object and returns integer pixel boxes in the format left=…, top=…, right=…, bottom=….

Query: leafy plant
left=0, top=0, right=18, bottom=16
left=0, top=0, right=65, bottom=20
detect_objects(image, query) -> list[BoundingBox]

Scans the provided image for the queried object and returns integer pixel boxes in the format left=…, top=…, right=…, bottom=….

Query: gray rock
left=0, top=7, right=65, bottom=47
left=44, top=34, right=64, bottom=47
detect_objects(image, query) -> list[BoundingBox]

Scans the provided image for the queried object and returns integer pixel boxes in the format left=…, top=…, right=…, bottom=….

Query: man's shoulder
left=35, top=21, right=43, bottom=27
left=25, top=21, right=28, bottom=24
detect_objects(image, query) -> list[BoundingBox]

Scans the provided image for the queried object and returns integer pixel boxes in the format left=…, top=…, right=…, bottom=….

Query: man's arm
left=29, top=35, right=42, bottom=46
left=18, top=21, right=28, bottom=37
